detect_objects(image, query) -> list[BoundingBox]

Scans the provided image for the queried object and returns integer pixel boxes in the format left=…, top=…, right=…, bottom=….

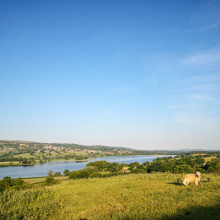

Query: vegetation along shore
left=0, top=140, right=180, bottom=167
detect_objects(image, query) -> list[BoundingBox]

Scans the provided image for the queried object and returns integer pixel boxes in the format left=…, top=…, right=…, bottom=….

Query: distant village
left=0, top=142, right=131, bottom=155
left=0, top=141, right=135, bottom=166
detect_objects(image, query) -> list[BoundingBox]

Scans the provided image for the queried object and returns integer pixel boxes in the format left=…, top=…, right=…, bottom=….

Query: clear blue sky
left=1, top=0, right=220, bottom=150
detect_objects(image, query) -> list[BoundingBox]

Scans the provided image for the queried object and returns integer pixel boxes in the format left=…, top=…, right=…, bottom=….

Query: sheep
left=183, top=172, right=201, bottom=187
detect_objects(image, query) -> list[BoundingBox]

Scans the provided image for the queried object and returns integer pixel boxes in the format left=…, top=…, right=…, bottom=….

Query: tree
left=194, top=156, right=205, bottom=166
left=131, top=169, right=146, bottom=173
left=11, top=177, right=24, bottom=186
left=172, top=164, right=193, bottom=174
left=0, top=176, right=24, bottom=192
left=54, top=172, right=61, bottom=176
left=86, top=161, right=109, bottom=171
left=128, top=162, right=140, bottom=171
left=69, top=170, right=90, bottom=179
left=48, top=170, right=53, bottom=177
left=63, top=169, right=70, bottom=176
left=204, top=158, right=220, bottom=173
left=108, top=162, right=120, bottom=172
left=150, top=160, right=166, bottom=172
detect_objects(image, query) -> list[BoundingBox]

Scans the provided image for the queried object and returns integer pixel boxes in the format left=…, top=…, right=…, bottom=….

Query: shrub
left=63, top=169, right=70, bottom=176
left=48, top=170, right=53, bottom=177
left=131, top=169, right=146, bottom=174
left=90, top=172, right=118, bottom=178
left=75, top=155, right=88, bottom=160
left=69, top=170, right=90, bottom=179
left=172, top=165, right=194, bottom=174
left=83, top=166, right=98, bottom=174
left=0, top=179, right=10, bottom=192
left=54, top=172, right=61, bottom=177
left=86, top=161, right=109, bottom=171
left=0, top=177, right=24, bottom=192
left=44, top=177, right=55, bottom=185
left=90, top=172, right=103, bottom=178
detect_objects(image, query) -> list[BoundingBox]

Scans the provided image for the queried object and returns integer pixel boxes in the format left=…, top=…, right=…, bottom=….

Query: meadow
left=23, top=176, right=68, bottom=184
left=0, top=173, right=219, bottom=219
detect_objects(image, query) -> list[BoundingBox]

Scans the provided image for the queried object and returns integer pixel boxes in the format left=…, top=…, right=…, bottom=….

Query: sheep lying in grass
left=183, top=172, right=201, bottom=187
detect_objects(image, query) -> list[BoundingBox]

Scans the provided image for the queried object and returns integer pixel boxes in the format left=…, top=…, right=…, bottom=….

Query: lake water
left=0, top=155, right=173, bottom=179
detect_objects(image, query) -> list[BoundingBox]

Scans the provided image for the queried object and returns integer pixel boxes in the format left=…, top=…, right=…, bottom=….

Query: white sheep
left=183, top=172, right=201, bottom=187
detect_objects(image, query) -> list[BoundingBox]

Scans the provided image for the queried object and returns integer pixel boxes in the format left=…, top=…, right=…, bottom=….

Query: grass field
left=0, top=161, right=20, bottom=166
left=1, top=173, right=220, bottom=219
left=13, top=153, right=31, bottom=158
left=204, top=156, right=217, bottom=162
left=23, top=176, right=69, bottom=184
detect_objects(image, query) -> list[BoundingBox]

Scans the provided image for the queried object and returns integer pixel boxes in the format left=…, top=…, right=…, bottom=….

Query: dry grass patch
left=24, top=176, right=68, bottom=184
left=0, top=161, right=20, bottom=166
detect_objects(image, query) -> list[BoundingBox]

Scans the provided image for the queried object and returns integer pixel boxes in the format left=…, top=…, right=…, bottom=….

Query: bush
left=90, top=172, right=103, bottom=178
left=90, top=172, right=118, bottom=178
left=0, top=179, right=10, bottom=192
left=86, top=161, right=109, bottom=171
left=172, top=165, right=194, bottom=174
left=63, top=169, right=70, bottom=176
left=75, top=155, right=88, bottom=160
left=197, top=168, right=207, bottom=173
left=131, top=169, right=146, bottom=174
left=69, top=170, right=90, bottom=179
left=54, top=172, right=61, bottom=177
left=48, top=170, right=53, bottom=177
left=0, top=177, right=24, bottom=192
left=83, top=166, right=98, bottom=173
left=44, top=177, right=55, bottom=185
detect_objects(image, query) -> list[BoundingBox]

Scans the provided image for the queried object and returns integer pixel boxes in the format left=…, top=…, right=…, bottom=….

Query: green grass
left=23, top=176, right=68, bottom=184
left=191, top=154, right=217, bottom=162
left=1, top=173, right=219, bottom=219
left=204, top=156, right=217, bottom=162
left=0, top=161, right=20, bottom=166
left=13, top=153, right=31, bottom=158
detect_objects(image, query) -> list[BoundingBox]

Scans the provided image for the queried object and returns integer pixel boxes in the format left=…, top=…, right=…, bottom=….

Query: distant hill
left=0, top=140, right=219, bottom=153
left=180, top=148, right=220, bottom=152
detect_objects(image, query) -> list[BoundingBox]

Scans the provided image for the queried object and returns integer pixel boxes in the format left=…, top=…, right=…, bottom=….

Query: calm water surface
left=0, top=155, right=173, bottom=179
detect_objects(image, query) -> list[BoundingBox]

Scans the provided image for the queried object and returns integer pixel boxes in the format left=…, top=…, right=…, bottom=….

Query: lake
left=0, top=155, right=173, bottom=179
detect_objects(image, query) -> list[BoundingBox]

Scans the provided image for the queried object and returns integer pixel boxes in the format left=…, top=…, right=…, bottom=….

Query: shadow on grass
left=162, top=203, right=220, bottom=220
left=117, top=204, right=220, bottom=220
left=167, top=182, right=183, bottom=186
left=168, top=181, right=211, bottom=186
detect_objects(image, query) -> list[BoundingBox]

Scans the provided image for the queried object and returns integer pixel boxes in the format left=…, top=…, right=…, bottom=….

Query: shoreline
left=0, top=154, right=174, bottom=167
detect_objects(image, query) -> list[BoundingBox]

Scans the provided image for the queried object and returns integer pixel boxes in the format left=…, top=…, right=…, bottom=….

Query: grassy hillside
left=0, top=140, right=166, bottom=167
left=1, top=173, right=220, bottom=219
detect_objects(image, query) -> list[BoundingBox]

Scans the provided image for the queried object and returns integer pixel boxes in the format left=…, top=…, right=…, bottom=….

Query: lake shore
left=0, top=158, right=96, bottom=167
left=0, top=155, right=172, bottom=179
left=0, top=154, right=172, bottom=167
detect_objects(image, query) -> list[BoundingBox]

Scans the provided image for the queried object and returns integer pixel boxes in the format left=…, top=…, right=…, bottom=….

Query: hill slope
left=1, top=173, right=220, bottom=219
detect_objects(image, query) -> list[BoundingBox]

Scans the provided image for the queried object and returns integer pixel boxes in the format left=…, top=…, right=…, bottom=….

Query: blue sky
left=0, top=0, right=220, bottom=150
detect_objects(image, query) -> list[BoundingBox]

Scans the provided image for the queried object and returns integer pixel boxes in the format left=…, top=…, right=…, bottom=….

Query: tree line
left=64, top=154, right=220, bottom=180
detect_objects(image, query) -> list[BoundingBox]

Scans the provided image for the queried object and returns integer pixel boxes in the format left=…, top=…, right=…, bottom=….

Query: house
left=122, top=169, right=129, bottom=173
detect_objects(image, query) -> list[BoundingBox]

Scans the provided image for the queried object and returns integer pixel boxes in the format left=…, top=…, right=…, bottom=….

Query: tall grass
left=0, top=187, right=59, bottom=219
left=0, top=173, right=220, bottom=219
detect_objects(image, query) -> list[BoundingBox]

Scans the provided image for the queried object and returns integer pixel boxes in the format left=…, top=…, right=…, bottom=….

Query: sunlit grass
left=23, top=176, right=68, bottom=184
left=0, top=161, right=20, bottom=166
left=191, top=154, right=217, bottom=162
left=13, top=153, right=31, bottom=158
left=204, top=156, right=217, bottom=162
left=1, top=173, right=220, bottom=219
left=49, top=173, right=219, bottom=219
